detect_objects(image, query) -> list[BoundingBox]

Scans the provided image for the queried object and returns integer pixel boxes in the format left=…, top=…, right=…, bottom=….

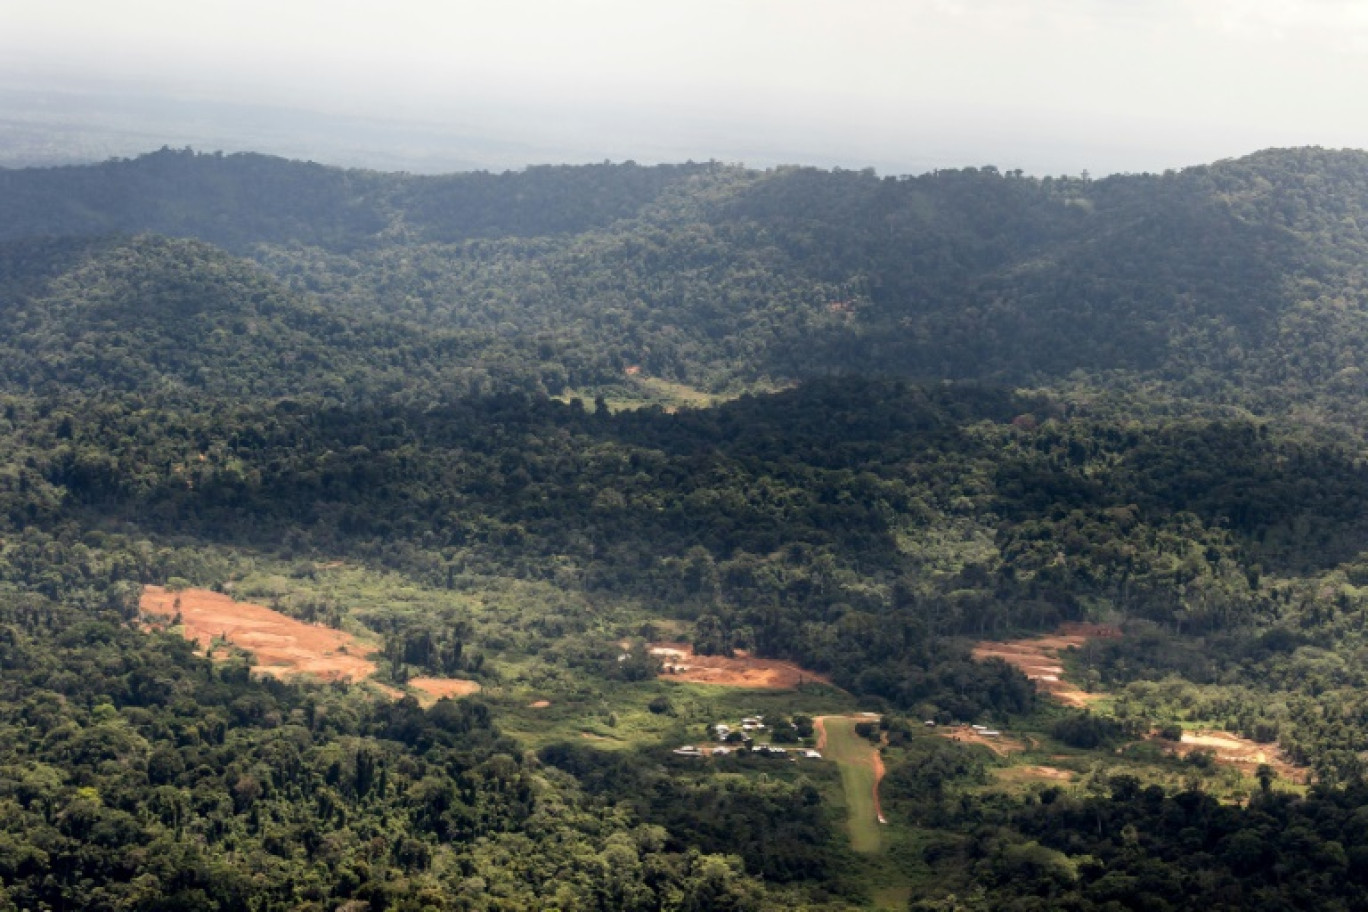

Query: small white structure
left=711, top=746, right=732, bottom=756
left=803, top=750, right=823, bottom=759
left=673, top=745, right=703, bottom=756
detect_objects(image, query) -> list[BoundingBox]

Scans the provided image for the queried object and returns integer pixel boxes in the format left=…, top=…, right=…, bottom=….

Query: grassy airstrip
left=193, top=558, right=1301, bottom=911
left=819, top=715, right=885, bottom=854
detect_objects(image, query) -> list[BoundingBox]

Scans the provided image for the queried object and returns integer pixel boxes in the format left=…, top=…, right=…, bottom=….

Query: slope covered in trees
left=5, top=147, right=1368, bottom=908
left=7, top=146, right=1368, bottom=415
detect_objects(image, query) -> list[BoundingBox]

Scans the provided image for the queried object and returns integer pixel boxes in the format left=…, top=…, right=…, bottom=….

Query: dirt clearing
left=409, top=677, right=482, bottom=703
left=995, top=765, right=1075, bottom=784
left=937, top=724, right=1026, bottom=756
left=972, top=624, right=1118, bottom=707
left=142, top=585, right=377, bottom=682
left=1167, top=730, right=1305, bottom=781
left=142, top=586, right=481, bottom=701
left=651, top=643, right=830, bottom=689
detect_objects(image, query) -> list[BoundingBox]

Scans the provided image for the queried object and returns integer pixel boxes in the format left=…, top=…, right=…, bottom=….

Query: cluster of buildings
left=672, top=715, right=823, bottom=760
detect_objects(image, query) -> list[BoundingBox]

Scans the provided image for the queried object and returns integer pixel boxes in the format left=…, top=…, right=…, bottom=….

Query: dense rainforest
left=6, top=147, right=1368, bottom=908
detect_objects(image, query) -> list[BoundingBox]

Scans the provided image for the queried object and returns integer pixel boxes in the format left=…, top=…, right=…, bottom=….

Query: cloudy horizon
left=3, top=0, right=1367, bottom=176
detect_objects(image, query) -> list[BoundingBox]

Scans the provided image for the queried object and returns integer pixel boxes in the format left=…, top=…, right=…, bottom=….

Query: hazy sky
left=4, top=0, right=1368, bottom=175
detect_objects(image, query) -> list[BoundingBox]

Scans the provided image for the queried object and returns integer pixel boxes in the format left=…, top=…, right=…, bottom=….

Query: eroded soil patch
left=995, top=765, right=1075, bottom=784
left=1167, top=730, right=1305, bottom=781
left=937, top=724, right=1026, bottom=756
left=651, top=643, right=830, bottom=689
left=142, top=585, right=377, bottom=682
left=409, top=677, right=482, bottom=702
left=972, top=624, right=1118, bottom=707
left=142, top=586, right=480, bottom=700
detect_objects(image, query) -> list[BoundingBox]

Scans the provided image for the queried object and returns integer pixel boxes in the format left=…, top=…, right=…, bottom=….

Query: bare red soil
left=409, top=677, right=482, bottom=702
left=1166, top=730, right=1305, bottom=781
left=972, top=625, right=1119, bottom=707
left=996, top=765, right=1075, bottom=784
left=142, top=586, right=480, bottom=699
left=142, top=585, right=377, bottom=682
left=651, top=643, right=830, bottom=689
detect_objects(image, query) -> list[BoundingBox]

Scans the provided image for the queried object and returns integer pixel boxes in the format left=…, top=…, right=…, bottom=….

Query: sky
left=3, top=0, right=1368, bottom=176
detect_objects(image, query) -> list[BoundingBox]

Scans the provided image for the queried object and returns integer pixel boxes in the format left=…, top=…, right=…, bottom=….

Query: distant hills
left=3, top=146, right=1368, bottom=421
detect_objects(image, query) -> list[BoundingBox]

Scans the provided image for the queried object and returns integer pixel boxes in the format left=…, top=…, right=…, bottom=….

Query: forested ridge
left=8, top=146, right=1368, bottom=412
left=6, top=147, right=1368, bottom=908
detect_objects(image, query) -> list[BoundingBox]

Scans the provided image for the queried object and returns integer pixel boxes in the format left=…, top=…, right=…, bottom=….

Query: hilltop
left=4, top=146, right=1368, bottom=423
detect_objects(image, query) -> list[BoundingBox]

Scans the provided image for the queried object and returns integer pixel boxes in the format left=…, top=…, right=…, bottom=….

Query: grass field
left=819, top=716, right=884, bottom=854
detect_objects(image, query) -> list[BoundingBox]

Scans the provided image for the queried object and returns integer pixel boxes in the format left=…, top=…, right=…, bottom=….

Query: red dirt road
left=651, top=643, right=830, bottom=688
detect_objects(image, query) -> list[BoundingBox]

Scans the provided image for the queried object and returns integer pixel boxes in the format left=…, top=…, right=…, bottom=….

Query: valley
left=3, top=147, right=1368, bottom=909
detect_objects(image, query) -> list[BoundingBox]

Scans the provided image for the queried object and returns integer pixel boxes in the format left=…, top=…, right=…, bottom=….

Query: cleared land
left=816, top=715, right=885, bottom=853
left=142, top=585, right=377, bottom=682
left=1170, top=730, right=1305, bottom=781
left=651, top=643, right=830, bottom=688
left=937, top=724, right=1026, bottom=756
left=409, top=677, right=482, bottom=703
left=972, top=626, right=1308, bottom=782
left=141, top=586, right=480, bottom=699
left=972, top=623, right=1118, bottom=707
left=995, top=765, right=1075, bottom=784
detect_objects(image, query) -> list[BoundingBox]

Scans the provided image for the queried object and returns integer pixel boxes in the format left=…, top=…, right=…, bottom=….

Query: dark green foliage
left=10, top=146, right=1368, bottom=907
left=921, top=778, right=1368, bottom=910
left=0, top=572, right=771, bottom=910
left=11, top=147, right=1368, bottom=406
left=539, top=742, right=857, bottom=894
left=1049, top=711, right=1130, bottom=749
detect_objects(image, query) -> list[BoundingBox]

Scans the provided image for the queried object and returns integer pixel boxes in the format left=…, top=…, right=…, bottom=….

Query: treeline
left=0, top=147, right=711, bottom=252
